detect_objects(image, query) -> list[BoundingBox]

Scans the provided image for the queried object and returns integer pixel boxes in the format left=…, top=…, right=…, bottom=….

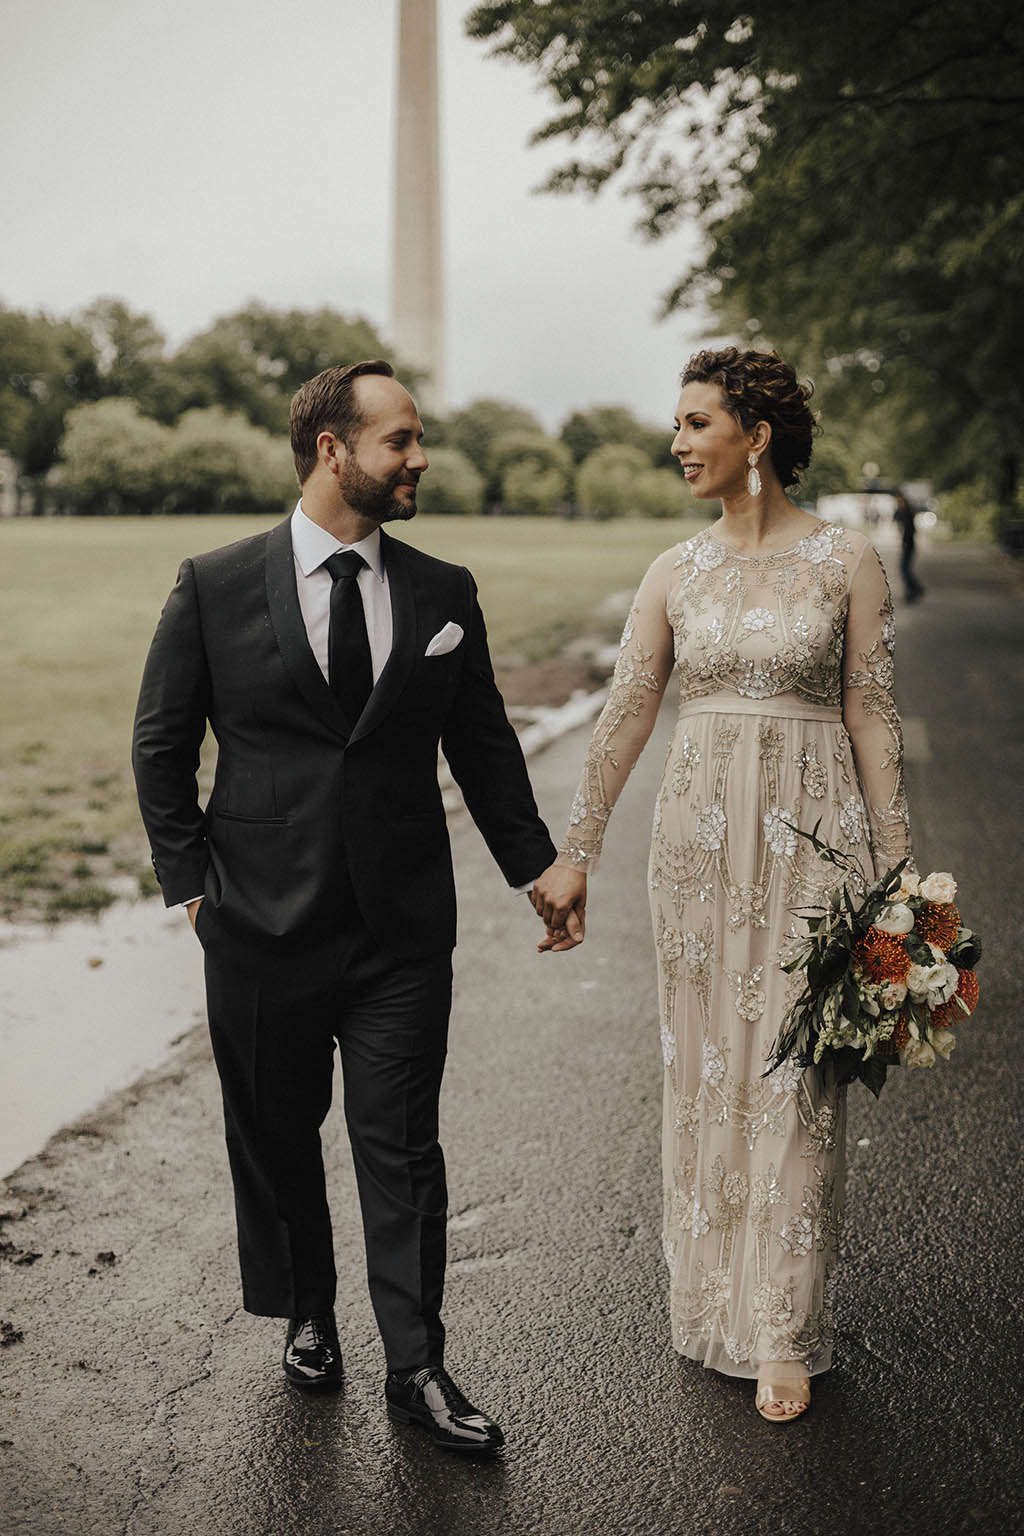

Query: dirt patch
left=494, top=657, right=612, bottom=708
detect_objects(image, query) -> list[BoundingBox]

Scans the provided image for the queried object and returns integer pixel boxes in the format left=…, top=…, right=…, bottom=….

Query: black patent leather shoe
left=282, top=1314, right=343, bottom=1390
left=385, top=1365, right=504, bottom=1453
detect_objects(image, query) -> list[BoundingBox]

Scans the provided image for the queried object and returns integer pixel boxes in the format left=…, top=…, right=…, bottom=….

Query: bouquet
left=766, top=824, right=982, bottom=1097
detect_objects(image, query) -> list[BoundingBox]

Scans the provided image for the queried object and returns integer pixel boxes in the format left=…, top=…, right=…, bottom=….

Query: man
left=893, top=492, right=924, bottom=603
left=132, top=360, right=560, bottom=1453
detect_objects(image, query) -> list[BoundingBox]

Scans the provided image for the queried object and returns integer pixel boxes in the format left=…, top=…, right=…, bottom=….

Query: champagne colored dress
left=557, top=522, right=912, bottom=1377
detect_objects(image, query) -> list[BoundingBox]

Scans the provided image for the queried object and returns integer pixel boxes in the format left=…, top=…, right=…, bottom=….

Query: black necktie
left=324, top=550, right=373, bottom=724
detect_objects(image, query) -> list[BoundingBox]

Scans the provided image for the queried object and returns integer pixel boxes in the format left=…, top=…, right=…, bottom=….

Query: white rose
left=931, top=1027, right=957, bottom=1061
left=902, top=1036, right=936, bottom=1069
left=929, top=963, right=959, bottom=1006
left=920, top=871, right=957, bottom=904
left=873, top=902, right=915, bottom=936
left=897, top=870, right=920, bottom=898
left=906, top=954, right=959, bottom=1008
left=880, top=980, right=908, bottom=1009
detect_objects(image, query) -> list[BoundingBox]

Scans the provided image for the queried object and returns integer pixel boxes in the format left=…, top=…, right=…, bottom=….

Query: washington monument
left=392, top=0, right=445, bottom=413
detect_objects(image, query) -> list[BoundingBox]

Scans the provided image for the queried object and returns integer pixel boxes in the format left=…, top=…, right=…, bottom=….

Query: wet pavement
left=1, top=540, right=1022, bottom=1535
left=0, top=902, right=205, bottom=1174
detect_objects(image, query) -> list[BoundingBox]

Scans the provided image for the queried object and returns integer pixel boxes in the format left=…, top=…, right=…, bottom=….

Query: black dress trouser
left=198, top=899, right=453, bottom=1374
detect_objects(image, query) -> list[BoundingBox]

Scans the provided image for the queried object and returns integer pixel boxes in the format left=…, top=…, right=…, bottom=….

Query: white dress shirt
left=290, top=501, right=392, bottom=684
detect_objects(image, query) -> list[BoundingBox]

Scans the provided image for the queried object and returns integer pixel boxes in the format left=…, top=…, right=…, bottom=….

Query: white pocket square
left=425, top=621, right=464, bottom=657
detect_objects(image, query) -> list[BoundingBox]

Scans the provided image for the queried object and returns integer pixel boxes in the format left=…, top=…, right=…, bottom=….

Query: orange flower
left=930, top=969, right=980, bottom=1030
left=915, top=901, right=961, bottom=951
left=854, top=929, right=911, bottom=984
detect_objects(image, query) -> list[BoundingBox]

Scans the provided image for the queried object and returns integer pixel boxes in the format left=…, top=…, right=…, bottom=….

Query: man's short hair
left=289, top=359, right=395, bottom=484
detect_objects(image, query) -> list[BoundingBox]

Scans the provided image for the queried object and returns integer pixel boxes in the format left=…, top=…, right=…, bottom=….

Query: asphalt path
left=1, top=539, right=1021, bottom=1536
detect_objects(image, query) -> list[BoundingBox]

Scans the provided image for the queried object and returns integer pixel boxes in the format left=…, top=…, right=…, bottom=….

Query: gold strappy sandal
left=755, top=1377, right=811, bottom=1423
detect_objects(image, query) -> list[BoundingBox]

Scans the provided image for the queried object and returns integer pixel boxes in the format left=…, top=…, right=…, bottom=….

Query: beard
left=339, top=458, right=418, bottom=523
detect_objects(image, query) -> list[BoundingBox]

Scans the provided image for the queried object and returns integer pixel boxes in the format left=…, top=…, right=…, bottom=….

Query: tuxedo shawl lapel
left=264, top=517, right=353, bottom=741
left=348, top=530, right=417, bottom=747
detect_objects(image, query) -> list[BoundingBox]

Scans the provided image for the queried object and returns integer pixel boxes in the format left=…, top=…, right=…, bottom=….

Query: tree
left=502, top=460, right=568, bottom=516
left=559, top=405, right=672, bottom=468
left=163, top=408, right=295, bottom=515
left=487, top=429, right=572, bottom=508
left=77, top=298, right=178, bottom=420
left=576, top=443, right=653, bottom=517
left=467, top=1, right=1024, bottom=506
left=56, top=398, right=173, bottom=514
left=415, top=447, right=485, bottom=515
left=169, top=303, right=394, bottom=435
left=55, top=400, right=295, bottom=516
left=445, top=398, right=544, bottom=501
left=0, top=304, right=101, bottom=480
left=632, top=466, right=687, bottom=520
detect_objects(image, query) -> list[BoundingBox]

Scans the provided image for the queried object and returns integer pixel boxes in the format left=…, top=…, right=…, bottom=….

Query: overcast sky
left=1, top=0, right=711, bottom=432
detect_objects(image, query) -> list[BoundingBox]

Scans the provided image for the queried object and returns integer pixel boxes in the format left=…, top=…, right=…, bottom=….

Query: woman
left=533, top=348, right=913, bottom=1422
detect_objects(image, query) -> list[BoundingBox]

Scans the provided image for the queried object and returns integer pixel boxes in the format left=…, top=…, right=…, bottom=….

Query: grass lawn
left=1, top=510, right=703, bottom=921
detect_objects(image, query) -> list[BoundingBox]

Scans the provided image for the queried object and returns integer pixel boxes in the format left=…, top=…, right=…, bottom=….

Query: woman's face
left=670, top=382, right=753, bottom=500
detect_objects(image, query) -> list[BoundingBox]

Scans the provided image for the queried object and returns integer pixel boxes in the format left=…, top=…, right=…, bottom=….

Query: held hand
left=186, top=897, right=203, bottom=935
left=537, top=904, right=585, bottom=954
left=531, top=864, right=587, bottom=933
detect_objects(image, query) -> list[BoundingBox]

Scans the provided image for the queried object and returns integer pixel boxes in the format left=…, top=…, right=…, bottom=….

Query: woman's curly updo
left=680, top=347, right=818, bottom=490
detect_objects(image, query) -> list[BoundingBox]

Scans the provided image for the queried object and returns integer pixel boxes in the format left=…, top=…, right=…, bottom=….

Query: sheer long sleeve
left=556, top=552, right=676, bottom=873
left=842, top=543, right=914, bottom=876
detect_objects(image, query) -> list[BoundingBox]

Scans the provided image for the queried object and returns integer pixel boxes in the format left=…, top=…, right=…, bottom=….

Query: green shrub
left=576, top=444, right=654, bottom=517
left=937, top=482, right=998, bottom=541
left=502, top=460, right=568, bottom=517
left=490, top=431, right=572, bottom=510
left=415, top=447, right=484, bottom=515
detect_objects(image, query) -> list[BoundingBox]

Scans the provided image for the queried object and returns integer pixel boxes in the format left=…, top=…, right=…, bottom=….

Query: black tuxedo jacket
left=132, top=518, right=556, bottom=959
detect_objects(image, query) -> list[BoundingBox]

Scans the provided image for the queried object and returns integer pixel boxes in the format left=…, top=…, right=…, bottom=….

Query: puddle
left=0, top=898, right=206, bottom=1176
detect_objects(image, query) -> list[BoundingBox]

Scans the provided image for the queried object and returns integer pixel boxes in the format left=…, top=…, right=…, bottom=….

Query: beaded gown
left=557, top=521, right=912, bottom=1378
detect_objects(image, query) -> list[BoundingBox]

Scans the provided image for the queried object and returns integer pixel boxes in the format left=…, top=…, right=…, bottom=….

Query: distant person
left=531, top=347, right=915, bottom=1423
left=893, top=492, right=924, bottom=602
left=132, top=360, right=558, bottom=1454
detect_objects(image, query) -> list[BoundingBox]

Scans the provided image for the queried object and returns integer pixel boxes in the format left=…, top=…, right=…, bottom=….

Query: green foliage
left=78, top=298, right=179, bottom=421
left=502, top=460, right=567, bottom=517
left=163, top=408, right=295, bottom=515
left=55, top=399, right=294, bottom=516
left=467, top=0, right=1024, bottom=507
left=1, top=300, right=395, bottom=497
left=0, top=304, right=101, bottom=477
left=576, top=443, right=653, bottom=517
left=795, top=440, right=860, bottom=503
left=488, top=427, right=574, bottom=491
left=445, top=399, right=544, bottom=500
left=936, top=482, right=999, bottom=542
left=631, top=467, right=686, bottom=520
left=168, top=303, right=393, bottom=435
left=414, top=447, right=484, bottom=515
left=56, top=399, right=174, bottom=514
left=559, top=404, right=671, bottom=468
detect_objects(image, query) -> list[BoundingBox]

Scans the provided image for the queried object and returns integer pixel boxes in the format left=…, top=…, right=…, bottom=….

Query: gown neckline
left=702, top=520, right=837, bottom=561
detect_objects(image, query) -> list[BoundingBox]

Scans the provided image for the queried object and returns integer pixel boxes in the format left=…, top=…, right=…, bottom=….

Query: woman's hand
left=531, top=865, right=587, bottom=952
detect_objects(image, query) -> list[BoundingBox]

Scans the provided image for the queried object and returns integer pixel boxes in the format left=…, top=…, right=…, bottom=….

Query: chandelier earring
left=746, top=453, right=762, bottom=497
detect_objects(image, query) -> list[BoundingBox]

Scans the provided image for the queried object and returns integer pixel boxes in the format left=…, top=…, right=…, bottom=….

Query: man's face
left=339, top=376, right=428, bottom=523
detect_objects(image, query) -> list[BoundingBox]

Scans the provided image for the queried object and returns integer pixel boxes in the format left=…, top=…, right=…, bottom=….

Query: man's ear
left=316, top=430, right=347, bottom=476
